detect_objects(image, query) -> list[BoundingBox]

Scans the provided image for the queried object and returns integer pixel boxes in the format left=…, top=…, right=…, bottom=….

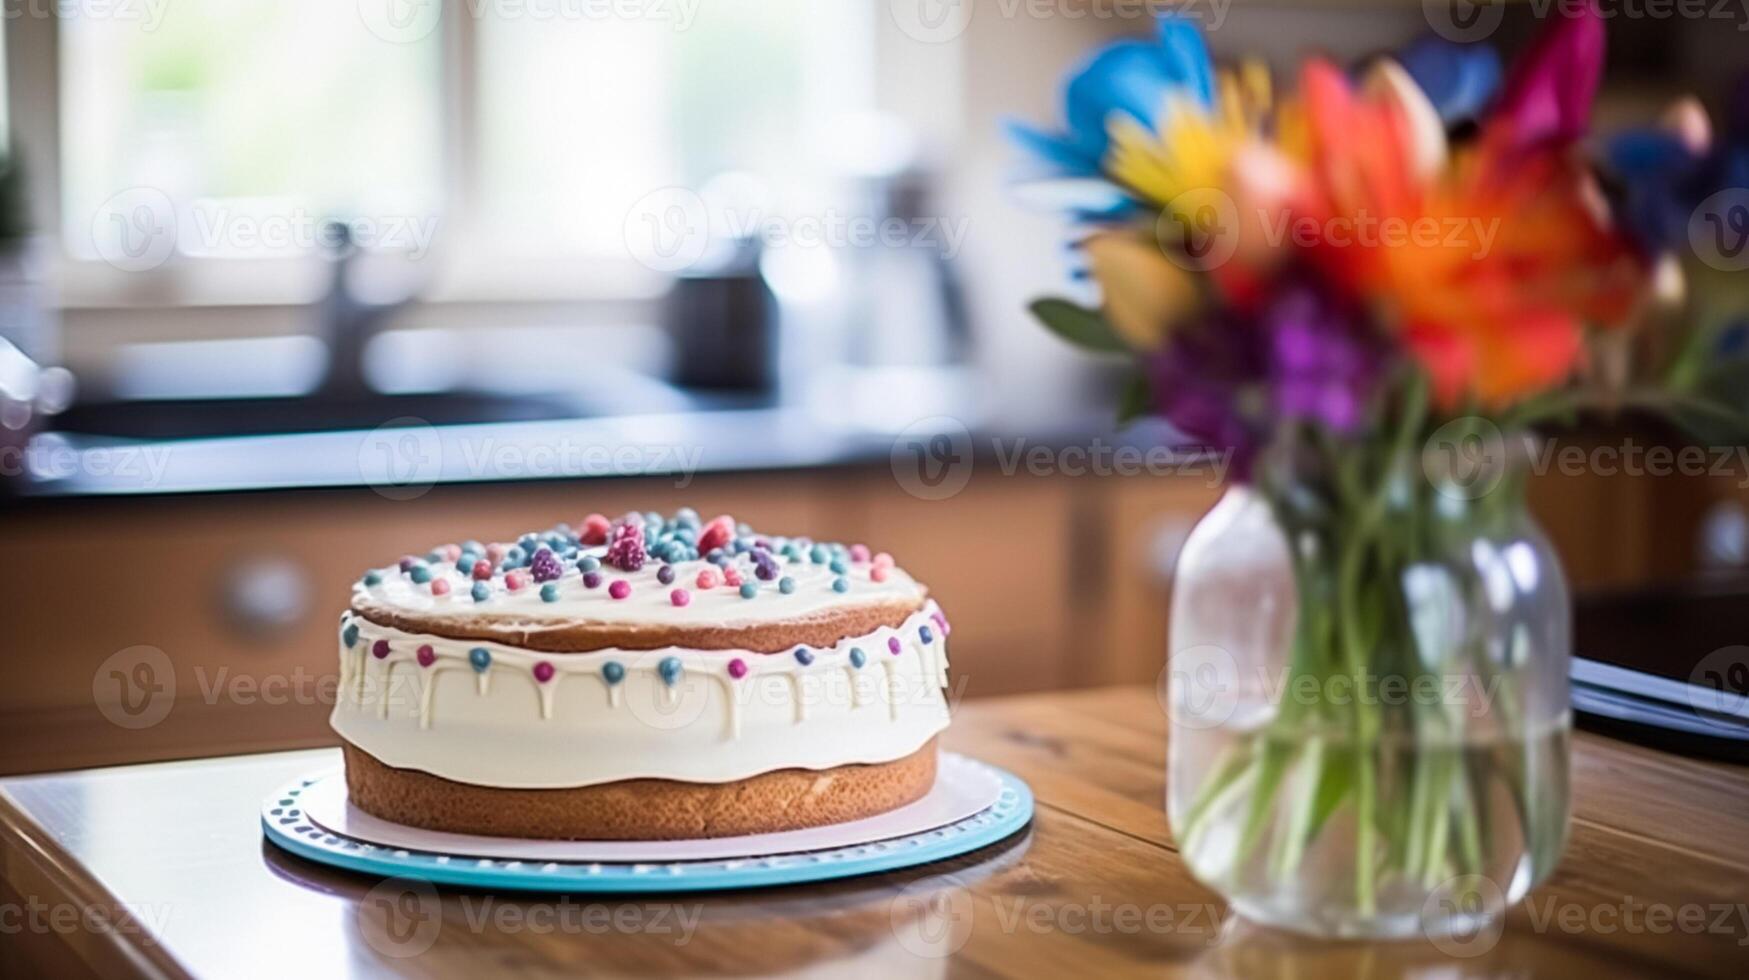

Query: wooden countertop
left=2, top=686, right=1746, bottom=978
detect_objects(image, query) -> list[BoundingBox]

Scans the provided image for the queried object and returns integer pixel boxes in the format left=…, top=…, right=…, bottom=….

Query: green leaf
left=1115, top=372, right=1153, bottom=426
left=1028, top=298, right=1128, bottom=354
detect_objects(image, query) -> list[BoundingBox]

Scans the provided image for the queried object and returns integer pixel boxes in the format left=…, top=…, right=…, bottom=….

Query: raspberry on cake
left=330, top=511, right=953, bottom=840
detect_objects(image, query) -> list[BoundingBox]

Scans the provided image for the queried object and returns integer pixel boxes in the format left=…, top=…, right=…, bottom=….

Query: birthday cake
left=330, top=510, right=952, bottom=840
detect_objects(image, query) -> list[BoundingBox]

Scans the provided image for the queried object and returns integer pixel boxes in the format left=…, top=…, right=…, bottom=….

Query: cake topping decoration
left=471, top=582, right=491, bottom=602
left=794, top=647, right=814, bottom=666
left=670, top=588, right=691, bottom=607
left=505, top=570, right=529, bottom=592
left=343, top=624, right=360, bottom=648
left=431, top=579, right=451, bottom=597
left=471, top=559, right=494, bottom=581
left=738, top=582, right=758, bottom=599
left=919, top=625, right=934, bottom=644
left=469, top=648, right=491, bottom=672
left=727, top=658, right=748, bottom=679
left=657, top=564, right=676, bottom=585
left=779, top=576, right=796, bottom=594
left=530, top=548, right=563, bottom=583
left=363, top=571, right=382, bottom=586
left=608, top=580, right=632, bottom=600
left=602, top=661, right=626, bottom=685
left=696, top=514, right=735, bottom=555
left=582, top=571, right=603, bottom=589
left=540, top=583, right=560, bottom=603
left=658, top=656, right=683, bottom=686
left=416, top=644, right=437, bottom=668
left=888, top=636, right=902, bottom=655
left=695, top=568, right=720, bottom=590
left=605, top=517, right=646, bottom=572
left=578, top=556, right=600, bottom=573
left=832, top=577, right=850, bottom=593
left=372, top=639, right=391, bottom=659
left=580, top=513, right=611, bottom=545
left=533, top=661, right=555, bottom=684
left=850, top=647, right=867, bottom=668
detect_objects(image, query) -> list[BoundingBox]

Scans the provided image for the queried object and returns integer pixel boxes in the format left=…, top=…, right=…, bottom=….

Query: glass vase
left=1166, top=483, right=1571, bottom=940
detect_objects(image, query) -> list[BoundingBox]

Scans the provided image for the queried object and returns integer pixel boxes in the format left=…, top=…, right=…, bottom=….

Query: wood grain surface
left=2, top=685, right=1746, bottom=978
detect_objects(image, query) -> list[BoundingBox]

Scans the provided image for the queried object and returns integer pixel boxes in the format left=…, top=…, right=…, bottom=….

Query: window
left=49, top=0, right=876, bottom=303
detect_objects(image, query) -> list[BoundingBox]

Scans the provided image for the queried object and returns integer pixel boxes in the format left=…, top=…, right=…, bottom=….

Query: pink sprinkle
left=416, top=644, right=436, bottom=668
left=723, top=567, right=743, bottom=587
left=871, top=566, right=889, bottom=583
left=534, top=661, right=555, bottom=683
left=471, top=559, right=494, bottom=581
left=696, top=568, right=720, bottom=589
left=372, top=640, right=391, bottom=659
left=887, top=636, right=902, bottom=655
left=581, top=513, right=611, bottom=545
left=505, top=569, right=529, bottom=591
left=486, top=543, right=508, bottom=563
left=932, top=611, right=950, bottom=636
left=671, top=588, right=691, bottom=607
left=727, top=658, right=748, bottom=679
left=609, top=580, right=631, bottom=600
left=849, top=544, right=871, bottom=563
left=441, top=543, right=461, bottom=560
left=873, top=552, right=894, bottom=569
left=431, top=579, right=451, bottom=596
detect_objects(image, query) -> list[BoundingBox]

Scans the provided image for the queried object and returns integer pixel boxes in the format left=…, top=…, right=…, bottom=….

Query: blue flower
left=1395, top=35, right=1502, bottom=126
left=1005, top=15, right=1214, bottom=181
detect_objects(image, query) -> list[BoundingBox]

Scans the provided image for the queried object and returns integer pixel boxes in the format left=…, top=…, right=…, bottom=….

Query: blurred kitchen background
left=2, top=1, right=1746, bottom=773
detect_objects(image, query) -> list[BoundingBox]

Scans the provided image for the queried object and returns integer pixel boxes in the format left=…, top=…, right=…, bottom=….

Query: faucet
left=313, top=221, right=412, bottom=399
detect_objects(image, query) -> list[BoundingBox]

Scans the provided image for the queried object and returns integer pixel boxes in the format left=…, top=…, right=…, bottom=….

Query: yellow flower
left=1083, top=232, right=1200, bottom=351
left=1104, top=61, right=1272, bottom=212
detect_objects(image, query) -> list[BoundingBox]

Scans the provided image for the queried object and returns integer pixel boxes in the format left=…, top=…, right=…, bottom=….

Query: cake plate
left=261, top=753, right=1032, bottom=892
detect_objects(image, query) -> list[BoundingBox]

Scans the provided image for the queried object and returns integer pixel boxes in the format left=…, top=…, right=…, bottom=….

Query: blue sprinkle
left=829, top=558, right=847, bottom=575
left=739, top=582, right=758, bottom=599
left=676, top=507, right=699, bottom=524
left=603, top=661, right=626, bottom=685
left=469, top=647, right=491, bottom=672
left=342, top=624, right=360, bottom=648
left=410, top=565, right=431, bottom=584
left=363, top=571, right=382, bottom=586
left=920, top=625, right=934, bottom=644
left=832, top=577, right=850, bottom=593
left=658, top=656, right=682, bottom=686
left=578, top=556, right=600, bottom=573
left=849, top=648, right=866, bottom=669
left=794, top=647, right=814, bottom=666
left=540, top=583, right=560, bottom=603
left=778, top=576, right=796, bottom=594
left=810, top=545, right=829, bottom=564
left=471, top=582, right=491, bottom=602
left=463, top=539, right=484, bottom=555
left=456, top=557, right=475, bottom=575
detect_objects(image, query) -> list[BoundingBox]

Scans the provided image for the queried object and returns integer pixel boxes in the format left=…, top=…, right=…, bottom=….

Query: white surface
left=299, top=751, right=1002, bottom=861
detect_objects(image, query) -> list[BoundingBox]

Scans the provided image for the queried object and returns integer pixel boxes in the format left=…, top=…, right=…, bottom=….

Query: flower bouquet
left=1009, top=4, right=1748, bottom=938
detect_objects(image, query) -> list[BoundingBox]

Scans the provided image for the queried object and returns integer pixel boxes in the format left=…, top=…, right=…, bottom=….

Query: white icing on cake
left=330, top=604, right=953, bottom=788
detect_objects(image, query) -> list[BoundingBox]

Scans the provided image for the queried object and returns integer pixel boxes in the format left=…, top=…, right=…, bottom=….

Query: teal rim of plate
left=261, top=762, right=1033, bottom=893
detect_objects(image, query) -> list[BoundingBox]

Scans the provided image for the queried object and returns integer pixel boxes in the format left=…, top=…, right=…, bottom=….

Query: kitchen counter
left=3, top=686, right=1745, bottom=978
